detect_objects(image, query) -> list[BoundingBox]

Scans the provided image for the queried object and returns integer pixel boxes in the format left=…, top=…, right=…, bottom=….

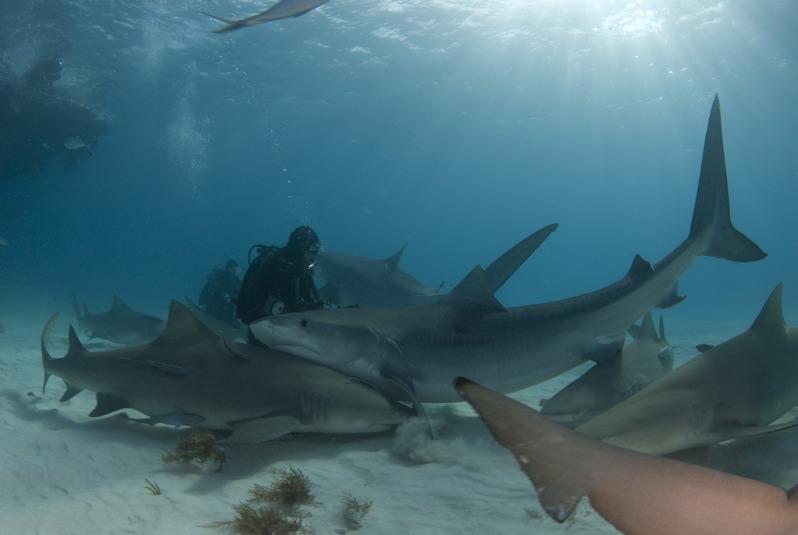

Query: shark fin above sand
left=152, top=300, right=218, bottom=345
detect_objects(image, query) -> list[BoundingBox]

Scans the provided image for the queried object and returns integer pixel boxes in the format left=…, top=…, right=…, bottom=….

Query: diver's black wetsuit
left=236, top=245, right=322, bottom=325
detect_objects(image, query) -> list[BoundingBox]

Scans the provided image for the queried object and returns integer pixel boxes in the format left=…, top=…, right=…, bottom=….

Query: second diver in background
left=198, top=259, right=242, bottom=326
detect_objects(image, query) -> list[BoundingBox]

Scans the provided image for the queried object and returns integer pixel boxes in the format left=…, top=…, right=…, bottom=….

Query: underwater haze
left=1, top=1, right=798, bottom=533
left=0, top=0, right=796, bottom=317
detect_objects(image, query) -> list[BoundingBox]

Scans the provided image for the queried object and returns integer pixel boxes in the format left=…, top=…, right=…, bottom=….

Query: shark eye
left=300, top=319, right=308, bottom=328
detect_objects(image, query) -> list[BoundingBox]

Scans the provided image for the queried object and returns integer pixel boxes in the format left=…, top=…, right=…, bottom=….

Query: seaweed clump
left=162, top=430, right=226, bottom=470
left=209, top=503, right=310, bottom=535
left=249, top=467, right=315, bottom=510
left=341, top=494, right=372, bottom=530
left=210, top=468, right=315, bottom=535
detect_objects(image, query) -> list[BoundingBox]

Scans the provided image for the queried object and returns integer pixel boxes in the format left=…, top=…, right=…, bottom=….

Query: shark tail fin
left=455, top=377, right=593, bottom=522
left=41, top=313, right=59, bottom=393
left=689, top=95, right=765, bottom=262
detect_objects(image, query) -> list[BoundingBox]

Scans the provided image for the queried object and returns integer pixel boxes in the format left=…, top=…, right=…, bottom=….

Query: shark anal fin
left=147, top=360, right=190, bottom=376
left=89, top=393, right=129, bottom=417
left=227, top=415, right=301, bottom=443
left=60, top=384, right=83, bottom=402
left=117, top=412, right=204, bottom=427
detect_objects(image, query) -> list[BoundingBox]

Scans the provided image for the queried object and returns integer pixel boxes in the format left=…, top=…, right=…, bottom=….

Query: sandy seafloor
left=2, top=301, right=798, bottom=535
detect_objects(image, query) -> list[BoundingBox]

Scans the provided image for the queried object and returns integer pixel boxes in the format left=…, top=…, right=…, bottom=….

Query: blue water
left=1, top=0, right=797, bottom=320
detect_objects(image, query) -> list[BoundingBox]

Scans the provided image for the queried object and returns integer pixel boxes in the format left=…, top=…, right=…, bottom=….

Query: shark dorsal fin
left=441, top=265, right=505, bottom=312
left=636, top=312, right=658, bottom=342
left=658, top=317, right=669, bottom=345
left=384, top=245, right=405, bottom=272
left=111, top=294, right=130, bottom=311
left=626, top=254, right=654, bottom=278
left=67, top=326, right=87, bottom=357
left=152, top=300, right=218, bottom=345
left=750, top=283, right=787, bottom=335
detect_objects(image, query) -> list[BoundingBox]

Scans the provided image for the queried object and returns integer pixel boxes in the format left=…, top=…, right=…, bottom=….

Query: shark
left=72, top=294, right=165, bottom=345
left=576, top=284, right=798, bottom=456
left=317, top=223, right=558, bottom=309
left=316, top=247, right=441, bottom=309
left=455, top=377, right=798, bottom=535
left=540, top=312, right=674, bottom=426
left=42, top=301, right=413, bottom=443
left=200, top=0, right=331, bottom=33
left=250, top=96, right=765, bottom=403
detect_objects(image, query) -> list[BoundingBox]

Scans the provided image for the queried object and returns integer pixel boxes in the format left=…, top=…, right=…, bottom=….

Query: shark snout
left=249, top=319, right=322, bottom=360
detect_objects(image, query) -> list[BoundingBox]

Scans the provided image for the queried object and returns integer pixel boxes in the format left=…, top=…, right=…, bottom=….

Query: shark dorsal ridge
left=153, top=300, right=219, bottom=345
left=111, top=294, right=130, bottom=311
left=384, top=244, right=405, bottom=272
left=750, top=283, right=787, bottom=335
left=636, top=312, right=658, bottom=342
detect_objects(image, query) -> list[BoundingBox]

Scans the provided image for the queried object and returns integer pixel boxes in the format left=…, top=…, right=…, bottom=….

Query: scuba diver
left=198, top=259, right=242, bottom=326
left=236, top=225, right=324, bottom=324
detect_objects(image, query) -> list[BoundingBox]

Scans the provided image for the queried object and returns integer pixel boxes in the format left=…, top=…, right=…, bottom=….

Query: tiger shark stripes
left=251, top=96, right=765, bottom=403
left=456, top=377, right=798, bottom=535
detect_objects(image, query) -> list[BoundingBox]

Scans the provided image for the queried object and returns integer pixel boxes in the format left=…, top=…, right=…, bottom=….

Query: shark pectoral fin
left=380, top=373, right=432, bottom=436
left=59, top=384, right=83, bottom=402
left=89, top=393, right=129, bottom=417
left=584, top=335, right=625, bottom=364
left=227, top=415, right=301, bottom=444
left=147, top=360, right=190, bottom=376
left=716, top=418, right=798, bottom=442
left=119, top=412, right=205, bottom=427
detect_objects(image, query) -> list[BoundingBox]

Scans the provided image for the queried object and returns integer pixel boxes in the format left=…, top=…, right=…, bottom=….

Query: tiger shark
left=540, top=312, right=674, bottom=426
left=72, top=294, right=165, bottom=345
left=42, top=301, right=413, bottom=443
left=317, top=223, right=558, bottom=309
left=200, top=0, right=331, bottom=33
left=250, top=96, right=765, bottom=403
left=316, top=247, right=441, bottom=309
left=576, top=284, right=798, bottom=456
left=456, top=377, right=798, bottom=535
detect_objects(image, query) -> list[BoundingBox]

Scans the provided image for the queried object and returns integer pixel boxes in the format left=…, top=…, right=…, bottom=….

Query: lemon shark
left=456, top=377, right=798, bottom=535
left=250, top=96, right=765, bottom=403
left=200, top=0, right=331, bottom=33
left=317, top=224, right=558, bottom=309
left=42, top=301, right=412, bottom=443
left=72, top=294, right=165, bottom=345
left=576, top=284, right=798, bottom=456
left=540, top=312, right=674, bottom=426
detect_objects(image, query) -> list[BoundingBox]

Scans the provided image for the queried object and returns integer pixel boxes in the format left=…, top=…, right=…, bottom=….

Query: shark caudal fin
left=689, top=95, right=765, bottom=262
